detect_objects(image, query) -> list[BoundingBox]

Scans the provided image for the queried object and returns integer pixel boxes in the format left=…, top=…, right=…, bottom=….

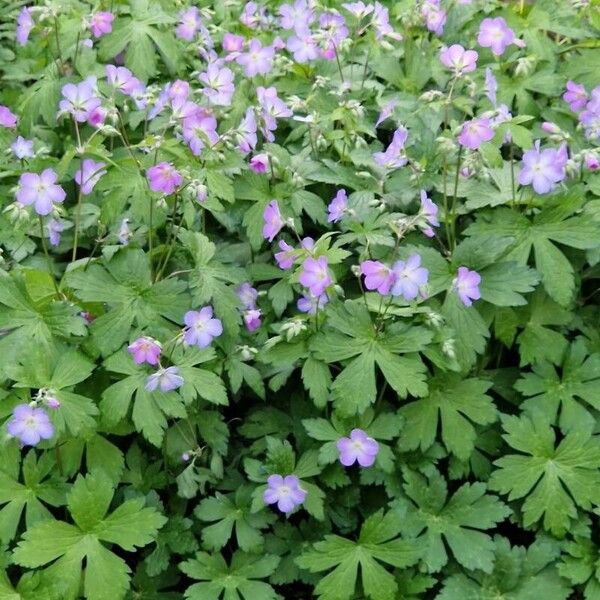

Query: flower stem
left=39, top=216, right=61, bottom=297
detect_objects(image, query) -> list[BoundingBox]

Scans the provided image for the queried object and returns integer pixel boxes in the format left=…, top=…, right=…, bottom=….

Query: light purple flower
left=328, top=189, right=348, bottom=223
left=458, top=118, right=494, bottom=150
left=147, top=162, right=183, bottom=195
left=236, top=39, right=274, bottom=77
left=59, top=78, right=101, bottom=122
left=145, top=366, right=184, bottom=392
left=240, top=2, right=267, bottom=28
left=391, top=254, right=428, bottom=301
left=182, top=110, right=219, bottom=156
left=11, top=136, right=33, bottom=159
left=584, top=152, right=600, bottom=171
left=0, top=106, right=17, bottom=128
left=337, top=429, right=379, bottom=467
left=279, top=0, right=314, bottom=31
left=128, top=337, right=162, bottom=365
left=563, top=81, right=587, bottom=113
left=16, top=8, right=34, bottom=46
left=250, top=153, right=269, bottom=173
left=264, top=474, right=306, bottom=513
left=360, top=260, right=395, bottom=295
left=176, top=7, right=201, bottom=41
left=373, top=2, right=401, bottom=40
left=87, top=107, right=106, bottom=128
left=439, top=44, right=478, bottom=75
left=297, top=292, right=329, bottom=314
left=47, top=218, right=65, bottom=247
left=263, top=200, right=284, bottom=242
left=106, top=65, right=143, bottom=96
left=518, top=140, right=567, bottom=194
left=199, top=64, right=235, bottom=106
left=342, top=2, right=374, bottom=19
left=287, top=34, right=319, bottom=63
left=183, top=307, right=223, bottom=348
left=74, top=159, right=106, bottom=195
left=485, top=67, right=498, bottom=106
left=238, top=108, right=258, bottom=153
left=421, top=0, right=446, bottom=35
left=320, top=12, right=349, bottom=48
left=275, top=240, right=295, bottom=269
left=580, top=90, right=600, bottom=140
left=477, top=17, right=515, bottom=56
left=243, top=309, right=262, bottom=332
left=375, top=98, right=397, bottom=127
left=420, top=190, right=439, bottom=237
left=16, top=169, right=66, bottom=216
left=89, top=12, right=114, bottom=38
left=7, top=404, right=54, bottom=446
left=237, top=282, right=258, bottom=310
left=223, top=33, right=244, bottom=53
left=257, top=86, right=292, bottom=142
left=299, top=256, right=332, bottom=296
left=454, top=267, right=481, bottom=307
left=373, top=127, right=408, bottom=169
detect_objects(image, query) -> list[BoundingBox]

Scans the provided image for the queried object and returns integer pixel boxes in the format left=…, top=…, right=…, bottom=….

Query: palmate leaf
left=12, top=472, right=166, bottom=600
left=180, top=551, right=280, bottom=600
left=558, top=537, right=600, bottom=599
left=296, top=509, right=421, bottom=600
left=397, top=469, right=510, bottom=574
left=489, top=414, right=600, bottom=536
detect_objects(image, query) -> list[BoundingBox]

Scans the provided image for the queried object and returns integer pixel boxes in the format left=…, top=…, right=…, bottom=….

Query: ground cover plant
left=0, top=0, right=600, bottom=598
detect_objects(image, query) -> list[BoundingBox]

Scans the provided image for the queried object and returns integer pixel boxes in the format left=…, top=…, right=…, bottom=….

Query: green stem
left=39, top=217, right=61, bottom=297
left=53, top=16, right=64, bottom=70
left=449, top=145, right=463, bottom=252
left=73, top=30, right=81, bottom=71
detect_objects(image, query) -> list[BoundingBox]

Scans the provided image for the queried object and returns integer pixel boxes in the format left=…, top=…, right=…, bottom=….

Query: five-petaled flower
left=183, top=307, right=224, bottom=348
left=454, top=267, right=481, bottom=307
left=16, top=169, right=66, bottom=216
left=263, top=474, right=307, bottom=513
left=7, top=404, right=54, bottom=447
left=337, top=429, right=379, bottom=467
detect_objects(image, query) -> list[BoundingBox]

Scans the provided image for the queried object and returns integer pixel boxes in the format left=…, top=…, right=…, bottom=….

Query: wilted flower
left=477, top=17, right=515, bottom=56
left=327, top=189, right=348, bottom=223
left=147, top=162, right=183, bottom=195
left=0, top=106, right=17, bottom=128
left=264, top=474, right=307, bottom=513
left=263, top=200, right=284, bottom=242
left=243, top=309, right=262, bottom=332
left=183, top=307, right=223, bottom=348
left=439, top=44, right=478, bottom=75
left=16, top=169, right=66, bottom=216
left=47, top=218, right=66, bottom=247
left=360, top=260, right=395, bottom=295
left=373, top=127, right=408, bottom=169
left=237, top=282, right=259, bottom=309
left=74, top=159, right=106, bottom=195
left=299, top=256, right=332, bottom=296
left=7, top=404, right=54, bottom=446
left=145, top=366, right=184, bottom=392
left=454, top=267, right=481, bottom=307
left=375, top=98, right=397, bottom=127
left=391, top=254, right=428, bottom=301
left=337, top=429, right=379, bottom=467
left=518, top=141, right=567, bottom=194
left=128, top=337, right=162, bottom=365
left=89, top=12, right=114, bottom=38
left=11, top=136, right=34, bottom=159
left=457, top=118, right=494, bottom=150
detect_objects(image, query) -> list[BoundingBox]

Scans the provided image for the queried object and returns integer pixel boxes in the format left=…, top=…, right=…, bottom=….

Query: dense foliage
left=1, top=0, right=600, bottom=598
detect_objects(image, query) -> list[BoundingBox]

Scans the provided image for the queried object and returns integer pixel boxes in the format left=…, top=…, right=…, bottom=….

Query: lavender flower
left=297, top=292, right=329, bottom=314
left=74, top=159, right=106, bottom=195
left=7, top=404, right=54, bottom=446
left=421, top=0, right=446, bottom=35
left=373, top=127, right=408, bottom=169
left=236, top=39, right=274, bottom=77
left=263, top=474, right=307, bottom=513
left=11, top=136, right=33, bottom=159
left=182, top=111, right=219, bottom=156
left=89, top=12, right=114, bottom=38
left=16, top=169, right=66, bottom=215
left=454, top=267, right=481, bottom=307
left=128, top=337, right=162, bottom=365
left=257, top=86, right=293, bottom=141
left=176, top=7, right=201, bottom=41
left=183, top=307, right=223, bottom=348
left=485, top=67, right=498, bottom=106
left=223, top=33, right=244, bottom=53
left=477, top=17, right=515, bottom=56
left=342, top=2, right=374, bottom=19
left=250, top=153, right=269, bottom=173
left=263, top=200, right=284, bottom=242
left=240, top=2, right=267, bottom=28
left=145, top=366, right=184, bottom=392
left=59, top=78, right=101, bottom=122
left=106, top=65, right=144, bottom=97
left=237, top=283, right=259, bottom=310
left=287, top=34, right=319, bottom=63
left=391, top=254, right=428, bottom=301
left=360, top=260, right=395, bottom=295
left=439, top=44, right=478, bottom=76
left=16, top=8, right=34, bottom=46
left=563, top=81, right=588, bottom=113
left=518, top=141, right=567, bottom=194
left=0, top=106, right=17, bottom=128
left=375, top=98, right=397, bottom=127
left=337, top=429, right=379, bottom=467
left=279, top=0, right=314, bottom=31
left=118, top=218, right=131, bottom=245
left=47, top=218, right=66, bottom=247
left=238, top=108, right=258, bottom=153
left=299, top=256, right=332, bottom=297
left=275, top=240, right=295, bottom=269
left=372, top=2, right=401, bottom=40
left=457, top=118, right=494, bottom=150
left=243, top=309, right=262, bottom=332
left=199, top=64, right=235, bottom=106
left=328, top=189, right=348, bottom=223
left=580, top=90, right=600, bottom=140
left=419, top=190, right=439, bottom=237
left=147, top=162, right=183, bottom=195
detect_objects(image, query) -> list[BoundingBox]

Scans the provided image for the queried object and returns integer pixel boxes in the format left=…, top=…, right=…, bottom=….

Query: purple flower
left=16, top=169, right=66, bottom=216
left=297, top=292, right=329, bottom=314
left=275, top=240, right=295, bottom=269
left=16, top=8, right=34, bottom=46
left=87, top=107, right=106, bottom=128
left=74, top=159, right=106, bottom=195
left=47, top=218, right=65, bottom=247
left=59, top=78, right=101, bottom=122
left=580, top=90, right=600, bottom=140
left=238, top=108, right=258, bottom=153
left=176, top=7, right=201, bottom=41
left=458, top=118, right=494, bottom=150
left=563, top=81, right=588, bottom=113
left=373, top=2, right=401, bottom=40
left=360, top=260, right=395, bottom=295
left=257, top=86, right=292, bottom=142
left=320, top=12, right=349, bottom=47
left=518, top=141, right=567, bottom=194
left=145, top=366, right=184, bottom=392
left=89, top=12, right=114, bottom=38
left=485, top=67, right=498, bottom=106
left=337, top=429, right=379, bottom=467
left=584, top=152, right=600, bottom=171
left=373, top=127, right=408, bottom=169
left=182, top=110, right=219, bottom=156
left=243, top=309, right=262, bottom=332
left=11, top=136, right=33, bottom=159
left=199, top=64, right=235, bottom=106
left=419, top=190, right=439, bottom=237
left=106, top=65, right=143, bottom=97
left=237, top=282, right=258, bottom=309
left=287, top=34, right=319, bottom=63
left=439, top=44, right=478, bottom=75
left=183, top=307, right=223, bottom=348
left=223, top=33, right=244, bottom=53
left=0, top=106, right=17, bottom=128
left=147, top=162, right=183, bottom=195
left=263, top=474, right=306, bottom=513
left=299, top=256, right=332, bottom=297
left=391, top=254, right=428, bottom=301
left=240, top=2, right=267, bottom=28
left=250, top=153, right=269, bottom=173
left=128, top=337, right=162, bottom=365
left=236, top=39, right=274, bottom=77
left=375, top=98, right=397, bottom=127
left=7, top=404, right=54, bottom=446
left=454, top=267, right=481, bottom=307
left=263, top=200, right=284, bottom=242
left=279, top=0, right=314, bottom=31
left=328, top=189, right=348, bottom=223
left=421, top=0, right=446, bottom=35
left=342, top=2, right=374, bottom=19
left=477, top=17, right=515, bottom=56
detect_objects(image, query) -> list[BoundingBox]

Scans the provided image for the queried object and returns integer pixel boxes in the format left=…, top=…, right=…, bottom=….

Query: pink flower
left=299, top=256, right=332, bottom=296
left=106, top=65, right=143, bottom=96
left=421, top=0, right=446, bottom=35
left=183, top=307, right=223, bottom=348
left=454, top=267, right=481, bottom=306
left=337, top=429, right=379, bottom=467
left=223, top=32, right=244, bottom=53
left=0, top=106, right=17, bottom=128
left=74, top=159, right=106, bottom=195
left=328, top=189, right=348, bottom=223
left=243, top=309, right=262, bottom=332
left=128, top=337, right=161, bottom=365
left=360, top=260, right=395, bottom=295
left=563, top=81, right=588, bottom=113
left=264, top=474, right=306, bottom=513
left=584, top=152, right=599, bottom=171
left=16, top=169, right=66, bottom=216
left=458, top=118, right=494, bottom=150
left=87, top=107, right=106, bottom=128
left=263, top=200, right=284, bottom=242
left=477, top=17, right=515, bottom=56
left=439, top=44, right=478, bottom=75
left=391, top=254, right=428, bottom=301
left=182, top=110, right=219, bottom=156
left=147, top=162, right=183, bottom=195
left=250, top=153, right=269, bottom=173
left=89, top=12, right=114, bottom=38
